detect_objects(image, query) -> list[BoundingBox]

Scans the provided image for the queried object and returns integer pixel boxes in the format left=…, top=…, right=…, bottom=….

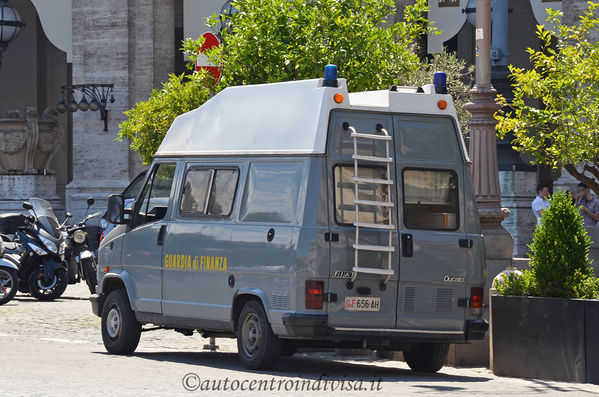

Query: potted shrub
left=492, top=190, right=599, bottom=384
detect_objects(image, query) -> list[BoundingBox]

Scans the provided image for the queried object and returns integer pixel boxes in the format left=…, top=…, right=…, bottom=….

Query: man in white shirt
left=531, top=184, right=550, bottom=227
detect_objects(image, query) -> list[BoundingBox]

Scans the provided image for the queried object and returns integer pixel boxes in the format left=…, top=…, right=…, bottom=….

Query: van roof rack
left=389, top=85, right=421, bottom=93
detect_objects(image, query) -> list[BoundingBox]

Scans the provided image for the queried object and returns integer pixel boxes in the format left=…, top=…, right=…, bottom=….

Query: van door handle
left=401, top=233, right=413, bottom=257
left=157, top=225, right=166, bottom=246
left=459, top=239, right=473, bottom=248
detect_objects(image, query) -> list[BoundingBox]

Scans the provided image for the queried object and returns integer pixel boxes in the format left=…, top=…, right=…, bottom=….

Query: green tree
left=119, top=0, right=434, bottom=163
left=119, top=72, right=212, bottom=164
left=495, top=2, right=599, bottom=193
left=497, top=190, right=599, bottom=299
left=407, top=50, right=474, bottom=134
left=205, top=0, right=433, bottom=92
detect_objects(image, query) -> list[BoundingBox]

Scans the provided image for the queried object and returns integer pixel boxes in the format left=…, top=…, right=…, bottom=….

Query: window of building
left=180, top=168, right=239, bottom=217
left=402, top=169, right=458, bottom=230
left=334, top=165, right=390, bottom=225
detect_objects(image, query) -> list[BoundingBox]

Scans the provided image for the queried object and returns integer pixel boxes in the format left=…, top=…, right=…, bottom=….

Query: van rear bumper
left=464, top=319, right=488, bottom=341
left=282, top=313, right=329, bottom=337
left=281, top=314, right=488, bottom=343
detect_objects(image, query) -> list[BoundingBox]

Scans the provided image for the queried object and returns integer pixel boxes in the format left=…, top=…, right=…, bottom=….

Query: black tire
left=404, top=343, right=449, bottom=373
left=101, top=289, right=141, bottom=355
left=82, top=258, right=97, bottom=295
left=280, top=341, right=298, bottom=357
left=28, top=267, right=68, bottom=301
left=0, top=267, right=18, bottom=306
left=236, top=300, right=281, bottom=370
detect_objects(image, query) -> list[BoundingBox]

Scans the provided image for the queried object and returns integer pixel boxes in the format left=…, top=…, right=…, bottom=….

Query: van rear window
left=402, top=169, right=458, bottom=230
left=396, top=116, right=459, bottom=162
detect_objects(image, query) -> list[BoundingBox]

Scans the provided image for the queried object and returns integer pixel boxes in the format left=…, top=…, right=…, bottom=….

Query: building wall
left=66, top=0, right=175, bottom=218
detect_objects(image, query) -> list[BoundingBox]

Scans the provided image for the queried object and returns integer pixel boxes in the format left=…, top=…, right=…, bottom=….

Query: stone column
left=465, top=0, right=513, bottom=280
left=66, top=0, right=174, bottom=219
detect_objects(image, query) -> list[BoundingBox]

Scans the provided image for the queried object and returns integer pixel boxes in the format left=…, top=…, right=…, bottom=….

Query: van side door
left=392, top=115, right=467, bottom=332
left=162, top=163, right=241, bottom=326
left=121, top=162, right=178, bottom=314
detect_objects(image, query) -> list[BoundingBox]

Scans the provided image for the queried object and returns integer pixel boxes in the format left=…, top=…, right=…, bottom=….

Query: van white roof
left=155, top=78, right=459, bottom=157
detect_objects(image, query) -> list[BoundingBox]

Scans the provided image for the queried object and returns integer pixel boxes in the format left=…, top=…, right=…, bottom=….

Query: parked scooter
left=0, top=212, right=31, bottom=305
left=13, top=198, right=69, bottom=301
left=63, top=198, right=102, bottom=294
left=0, top=239, right=19, bottom=306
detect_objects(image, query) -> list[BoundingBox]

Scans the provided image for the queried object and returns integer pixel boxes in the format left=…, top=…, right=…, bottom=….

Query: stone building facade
left=0, top=0, right=593, bottom=244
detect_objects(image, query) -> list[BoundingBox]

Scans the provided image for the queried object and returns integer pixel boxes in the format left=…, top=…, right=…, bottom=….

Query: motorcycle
left=0, top=212, right=31, bottom=305
left=0, top=239, right=19, bottom=306
left=13, top=198, right=69, bottom=301
left=62, top=198, right=102, bottom=294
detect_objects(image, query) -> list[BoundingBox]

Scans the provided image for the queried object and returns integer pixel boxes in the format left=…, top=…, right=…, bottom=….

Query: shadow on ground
left=93, top=349, right=491, bottom=386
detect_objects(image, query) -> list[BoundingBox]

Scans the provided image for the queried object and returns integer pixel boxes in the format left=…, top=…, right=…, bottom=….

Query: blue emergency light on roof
left=323, top=64, right=338, bottom=87
left=433, top=71, right=447, bottom=95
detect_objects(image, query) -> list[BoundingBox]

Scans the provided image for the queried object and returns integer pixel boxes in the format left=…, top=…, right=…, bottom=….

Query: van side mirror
left=107, top=195, right=126, bottom=224
left=23, top=202, right=33, bottom=210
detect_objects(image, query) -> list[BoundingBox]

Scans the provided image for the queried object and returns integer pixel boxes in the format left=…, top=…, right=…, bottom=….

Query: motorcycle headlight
left=73, top=230, right=87, bottom=244
left=39, top=235, right=58, bottom=254
left=28, top=242, right=47, bottom=256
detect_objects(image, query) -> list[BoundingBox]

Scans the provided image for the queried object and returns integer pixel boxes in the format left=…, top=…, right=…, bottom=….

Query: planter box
left=491, top=295, right=599, bottom=384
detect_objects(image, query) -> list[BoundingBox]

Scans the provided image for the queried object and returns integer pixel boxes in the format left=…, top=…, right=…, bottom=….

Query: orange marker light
left=102, top=266, right=110, bottom=272
left=334, top=93, right=344, bottom=104
left=437, top=100, right=448, bottom=110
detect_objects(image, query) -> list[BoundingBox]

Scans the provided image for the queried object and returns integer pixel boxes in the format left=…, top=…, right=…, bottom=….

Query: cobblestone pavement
left=1, top=283, right=598, bottom=396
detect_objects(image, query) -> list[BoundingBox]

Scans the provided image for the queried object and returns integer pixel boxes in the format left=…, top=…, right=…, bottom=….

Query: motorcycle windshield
left=29, top=198, right=61, bottom=239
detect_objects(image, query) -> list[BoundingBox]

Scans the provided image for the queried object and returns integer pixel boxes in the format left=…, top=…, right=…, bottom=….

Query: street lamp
left=464, top=0, right=513, bottom=266
left=57, top=84, right=115, bottom=131
left=0, top=0, right=25, bottom=68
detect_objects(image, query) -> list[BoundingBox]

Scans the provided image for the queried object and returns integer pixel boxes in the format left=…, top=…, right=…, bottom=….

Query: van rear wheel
left=101, top=290, right=141, bottom=355
left=404, top=343, right=449, bottom=373
left=236, top=300, right=281, bottom=370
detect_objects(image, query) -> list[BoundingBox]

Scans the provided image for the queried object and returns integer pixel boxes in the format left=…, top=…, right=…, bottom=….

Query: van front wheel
left=404, top=343, right=449, bottom=373
left=236, top=300, right=281, bottom=370
left=101, top=290, right=141, bottom=355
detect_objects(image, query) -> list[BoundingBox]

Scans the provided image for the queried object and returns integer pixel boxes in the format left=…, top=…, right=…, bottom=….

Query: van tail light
left=470, top=287, right=483, bottom=316
left=305, top=280, right=324, bottom=310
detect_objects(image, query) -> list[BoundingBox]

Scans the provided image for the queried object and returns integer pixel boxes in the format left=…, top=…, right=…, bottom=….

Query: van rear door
left=392, top=115, right=467, bottom=333
left=325, top=112, right=399, bottom=329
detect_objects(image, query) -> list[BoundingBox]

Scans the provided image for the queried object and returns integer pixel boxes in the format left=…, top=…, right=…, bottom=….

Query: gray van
left=91, top=66, right=488, bottom=371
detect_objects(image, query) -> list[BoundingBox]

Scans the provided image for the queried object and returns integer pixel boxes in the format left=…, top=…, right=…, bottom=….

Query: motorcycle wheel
left=82, top=258, right=98, bottom=295
left=0, top=267, right=18, bottom=306
left=28, top=267, right=68, bottom=301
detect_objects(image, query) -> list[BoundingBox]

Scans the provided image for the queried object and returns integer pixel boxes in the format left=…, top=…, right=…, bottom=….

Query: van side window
left=180, top=168, right=239, bottom=217
left=240, top=162, right=306, bottom=224
left=402, top=169, right=458, bottom=230
left=334, top=165, right=390, bottom=225
left=135, top=163, right=176, bottom=227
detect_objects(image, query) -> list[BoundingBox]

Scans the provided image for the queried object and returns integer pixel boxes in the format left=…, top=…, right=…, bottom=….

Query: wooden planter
left=491, top=295, right=599, bottom=384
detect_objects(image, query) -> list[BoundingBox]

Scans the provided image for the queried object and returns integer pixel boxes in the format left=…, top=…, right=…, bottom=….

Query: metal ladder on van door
left=342, top=122, right=395, bottom=284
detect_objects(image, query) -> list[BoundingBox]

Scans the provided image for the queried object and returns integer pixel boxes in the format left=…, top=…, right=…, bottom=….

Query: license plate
left=344, top=296, right=381, bottom=312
